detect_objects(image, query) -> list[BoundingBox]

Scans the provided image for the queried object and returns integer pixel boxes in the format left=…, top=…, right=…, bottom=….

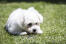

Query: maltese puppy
left=5, top=7, right=43, bottom=35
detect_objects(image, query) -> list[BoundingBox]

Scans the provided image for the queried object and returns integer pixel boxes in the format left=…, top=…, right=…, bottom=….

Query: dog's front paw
left=19, top=32, right=27, bottom=35
left=37, top=30, right=43, bottom=34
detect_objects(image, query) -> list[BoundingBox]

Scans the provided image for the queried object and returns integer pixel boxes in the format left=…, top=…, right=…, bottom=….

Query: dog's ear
left=28, top=7, right=43, bottom=23
left=34, top=10, right=43, bottom=23
left=28, top=7, right=35, bottom=11
left=37, top=14, right=43, bottom=23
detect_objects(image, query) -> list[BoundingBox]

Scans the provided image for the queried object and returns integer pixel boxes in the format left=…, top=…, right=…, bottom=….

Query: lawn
left=0, top=1, right=66, bottom=44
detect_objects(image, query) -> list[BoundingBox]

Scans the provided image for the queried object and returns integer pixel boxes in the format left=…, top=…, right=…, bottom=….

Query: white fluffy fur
left=5, top=7, right=43, bottom=35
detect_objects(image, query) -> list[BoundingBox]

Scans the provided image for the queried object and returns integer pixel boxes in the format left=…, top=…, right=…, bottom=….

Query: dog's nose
left=33, top=29, right=36, bottom=32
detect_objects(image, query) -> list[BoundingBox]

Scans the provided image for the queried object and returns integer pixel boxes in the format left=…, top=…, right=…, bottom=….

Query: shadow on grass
left=22, top=41, right=63, bottom=44
left=22, top=41, right=39, bottom=44
left=0, top=0, right=66, bottom=4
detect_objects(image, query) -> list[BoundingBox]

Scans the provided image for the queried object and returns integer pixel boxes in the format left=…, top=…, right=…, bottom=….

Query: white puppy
left=5, top=7, right=43, bottom=35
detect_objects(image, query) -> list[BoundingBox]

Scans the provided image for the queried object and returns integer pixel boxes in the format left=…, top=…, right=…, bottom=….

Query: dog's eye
left=35, top=23, right=39, bottom=25
left=28, top=23, right=32, bottom=27
left=35, top=23, right=38, bottom=25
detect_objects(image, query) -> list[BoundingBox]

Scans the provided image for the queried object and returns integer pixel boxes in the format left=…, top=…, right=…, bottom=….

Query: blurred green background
left=0, top=0, right=66, bottom=44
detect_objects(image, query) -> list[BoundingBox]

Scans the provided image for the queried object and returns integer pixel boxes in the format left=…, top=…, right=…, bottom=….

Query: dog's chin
left=27, top=31, right=43, bottom=35
left=27, top=32, right=37, bottom=35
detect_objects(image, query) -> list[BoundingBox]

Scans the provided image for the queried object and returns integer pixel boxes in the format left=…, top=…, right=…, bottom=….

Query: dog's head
left=23, top=7, right=43, bottom=34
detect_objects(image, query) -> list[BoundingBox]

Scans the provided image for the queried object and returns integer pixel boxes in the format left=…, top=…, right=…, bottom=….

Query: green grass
left=0, top=2, right=66, bottom=44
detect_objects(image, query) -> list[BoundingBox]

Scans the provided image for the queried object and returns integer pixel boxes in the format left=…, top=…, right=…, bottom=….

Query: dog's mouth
left=27, top=32, right=37, bottom=35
